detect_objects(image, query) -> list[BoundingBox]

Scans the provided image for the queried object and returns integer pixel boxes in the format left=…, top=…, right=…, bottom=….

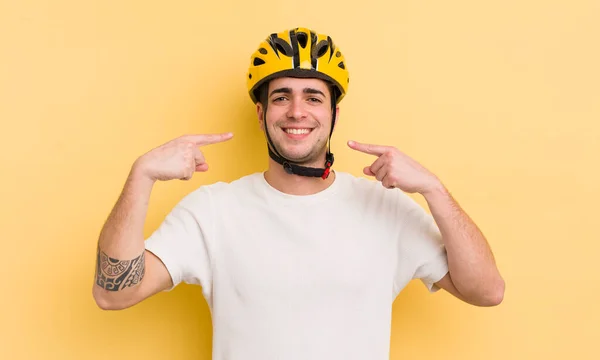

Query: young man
left=93, top=27, right=504, bottom=359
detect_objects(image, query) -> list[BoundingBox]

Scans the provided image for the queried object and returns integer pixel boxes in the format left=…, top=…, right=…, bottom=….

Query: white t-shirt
left=145, top=171, right=448, bottom=360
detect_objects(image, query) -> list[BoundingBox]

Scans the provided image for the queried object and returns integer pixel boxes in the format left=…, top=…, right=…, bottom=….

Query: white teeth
left=285, top=128, right=311, bottom=135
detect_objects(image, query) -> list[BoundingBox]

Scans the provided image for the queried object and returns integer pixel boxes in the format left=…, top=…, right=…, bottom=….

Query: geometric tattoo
left=95, top=247, right=145, bottom=291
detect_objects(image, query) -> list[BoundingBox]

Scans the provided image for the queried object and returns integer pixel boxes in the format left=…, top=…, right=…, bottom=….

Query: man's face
left=257, top=77, right=338, bottom=167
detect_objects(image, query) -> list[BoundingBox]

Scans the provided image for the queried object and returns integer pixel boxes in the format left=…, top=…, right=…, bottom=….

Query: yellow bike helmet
left=247, top=27, right=349, bottom=105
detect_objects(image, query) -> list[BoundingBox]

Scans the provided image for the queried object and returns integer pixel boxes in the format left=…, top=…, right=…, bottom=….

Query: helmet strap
left=263, top=91, right=337, bottom=180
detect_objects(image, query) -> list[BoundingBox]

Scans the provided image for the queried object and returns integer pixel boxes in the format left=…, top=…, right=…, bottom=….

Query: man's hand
left=134, top=133, right=234, bottom=182
left=347, top=140, right=441, bottom=195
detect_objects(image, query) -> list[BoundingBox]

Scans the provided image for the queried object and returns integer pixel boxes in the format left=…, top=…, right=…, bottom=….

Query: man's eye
left=308, top=97, right=322, bottom=103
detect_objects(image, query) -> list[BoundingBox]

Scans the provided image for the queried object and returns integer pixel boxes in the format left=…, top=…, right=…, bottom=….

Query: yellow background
left=1, top=0, right=598, bottom=359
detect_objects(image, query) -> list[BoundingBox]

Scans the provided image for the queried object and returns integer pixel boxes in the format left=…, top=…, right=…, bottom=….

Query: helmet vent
left=274, top=38, right=293, bottom=57
left=253, top=57, right=266, bottom=66
left=297, top=32, right=308, bottom=48
left=312, top=40, right=329, bottom=59
left=338, top=61, right=345, bottom=69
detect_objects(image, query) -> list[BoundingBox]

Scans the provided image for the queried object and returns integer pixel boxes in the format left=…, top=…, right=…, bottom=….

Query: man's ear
left=256, top=102, right=264, bottom=131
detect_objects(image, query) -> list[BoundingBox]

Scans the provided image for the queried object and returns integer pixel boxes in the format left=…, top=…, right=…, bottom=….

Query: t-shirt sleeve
left=144, top=187, right=215, bottom=301
left=395, top=193, right=449, bottom=293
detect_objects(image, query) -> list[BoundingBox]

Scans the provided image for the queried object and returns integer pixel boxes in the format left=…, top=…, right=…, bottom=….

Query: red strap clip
left=321, top=162, right=332, bottom=179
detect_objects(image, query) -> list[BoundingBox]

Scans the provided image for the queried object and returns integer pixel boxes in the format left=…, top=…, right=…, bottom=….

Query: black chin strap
left=268, top=146, right=334, bottom=179
left=264, top=93, right=337, bottom=180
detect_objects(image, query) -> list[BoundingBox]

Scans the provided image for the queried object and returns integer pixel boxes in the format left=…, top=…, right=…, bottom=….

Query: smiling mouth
left=283, top=128, right=313, bottom=135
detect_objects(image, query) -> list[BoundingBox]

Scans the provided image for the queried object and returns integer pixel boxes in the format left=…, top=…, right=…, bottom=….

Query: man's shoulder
left=336, top=171, right=375, bottom=187
left=336, top=171, right=391, bottom=195
left=152, top=173, right=261, bottom=228
left=186, top=172, right=262, bottom=207
left=193, top=172, right=262, bottom=195
left=336, top=171, right=421, bottom=208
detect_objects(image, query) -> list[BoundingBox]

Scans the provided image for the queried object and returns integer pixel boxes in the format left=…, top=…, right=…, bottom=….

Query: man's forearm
left=95, top=164, right=154, bottom=293
left=422, top=183, right=505, bottom=304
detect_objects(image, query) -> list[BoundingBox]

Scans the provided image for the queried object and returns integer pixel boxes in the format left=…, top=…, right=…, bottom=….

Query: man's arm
left=347, top=140, right=505, bottom=306
left=423, top=185, right=505, bottom=306
left=92, top=165, right=172, bottom=310
left=93, top=132, right=233, bottom=310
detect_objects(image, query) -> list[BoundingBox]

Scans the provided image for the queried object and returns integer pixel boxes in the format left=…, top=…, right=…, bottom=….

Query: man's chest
left=212, top=205, right=396, bottom=304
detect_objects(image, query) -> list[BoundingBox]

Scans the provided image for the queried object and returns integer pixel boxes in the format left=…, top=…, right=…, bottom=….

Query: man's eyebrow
left=269, top=87, right=326, bottom=97
left=269, top=87, right=292, bottom=97
left=303, top=88, right=326, bottom=97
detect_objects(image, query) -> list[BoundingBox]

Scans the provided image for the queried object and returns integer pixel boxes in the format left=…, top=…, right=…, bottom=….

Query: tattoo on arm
left=95, top=247, right=145, bottom=291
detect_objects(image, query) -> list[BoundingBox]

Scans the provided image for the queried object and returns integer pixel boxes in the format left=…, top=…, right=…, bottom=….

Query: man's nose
left=286, top=98, right=307, bottom=120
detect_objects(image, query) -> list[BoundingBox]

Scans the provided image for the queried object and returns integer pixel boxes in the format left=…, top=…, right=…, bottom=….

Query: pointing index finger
left=347, top=140, right=387, bottom=156
left=189, top=132, right=234, bottom=146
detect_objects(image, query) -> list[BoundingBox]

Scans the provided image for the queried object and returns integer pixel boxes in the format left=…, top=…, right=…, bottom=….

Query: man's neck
left=263, top=158, right=336, bottom=196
